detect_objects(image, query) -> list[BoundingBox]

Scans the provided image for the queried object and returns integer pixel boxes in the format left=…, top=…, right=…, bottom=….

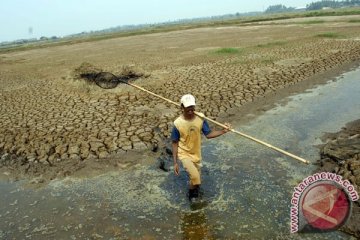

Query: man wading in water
left=171, top=94, right=231, bottom=202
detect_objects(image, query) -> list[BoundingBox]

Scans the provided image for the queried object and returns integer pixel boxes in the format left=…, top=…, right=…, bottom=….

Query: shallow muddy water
left=1, top=67, right=360, bottom=239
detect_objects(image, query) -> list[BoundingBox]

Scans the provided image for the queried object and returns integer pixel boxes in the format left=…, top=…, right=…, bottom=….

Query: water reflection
left=181, top=210, right=213, bottom=240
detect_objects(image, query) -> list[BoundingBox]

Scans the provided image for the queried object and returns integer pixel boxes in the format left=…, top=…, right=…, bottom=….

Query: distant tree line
left=307, top=0, right=360, bottom=10
left=0, top=36, right=60, bottom=48
left=265, top=5, right=296, bottom=13
left=265, top=0, right=360, bottom=13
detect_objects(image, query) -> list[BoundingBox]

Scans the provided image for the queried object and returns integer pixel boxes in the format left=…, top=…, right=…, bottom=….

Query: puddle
left=1, top=67, right=360, bottom=239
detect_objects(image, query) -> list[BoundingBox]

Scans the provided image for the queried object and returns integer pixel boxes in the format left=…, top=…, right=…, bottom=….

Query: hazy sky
left=1, top=0, right=314, bottom=42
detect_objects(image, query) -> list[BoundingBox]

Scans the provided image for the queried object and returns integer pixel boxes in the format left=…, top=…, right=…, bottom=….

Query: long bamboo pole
left=125, top=81, right=310, bottom=164
left=199, top=113, right=310, bottom=164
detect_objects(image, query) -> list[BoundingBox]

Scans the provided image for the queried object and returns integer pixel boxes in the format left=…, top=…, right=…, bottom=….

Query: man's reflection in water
left=181, top=210, right=214, bottom=240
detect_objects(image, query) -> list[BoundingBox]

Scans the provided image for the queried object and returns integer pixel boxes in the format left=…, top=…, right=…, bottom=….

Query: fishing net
left=94, top=72, right=122, bottom=89
left=74, top=63, right=146, bottom=89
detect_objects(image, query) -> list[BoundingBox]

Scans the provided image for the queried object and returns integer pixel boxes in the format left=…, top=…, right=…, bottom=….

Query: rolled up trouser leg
left=180, top=158, right=201, bottom=186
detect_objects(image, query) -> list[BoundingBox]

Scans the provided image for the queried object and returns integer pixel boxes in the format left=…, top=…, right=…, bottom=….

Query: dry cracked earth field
left=1, top=15, right=360, bottom=181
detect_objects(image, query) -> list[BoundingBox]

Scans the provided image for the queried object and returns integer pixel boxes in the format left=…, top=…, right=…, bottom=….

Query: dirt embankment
left=316, top=120, right=360, bottom=237
left=0, top=17, right=360, bottom=182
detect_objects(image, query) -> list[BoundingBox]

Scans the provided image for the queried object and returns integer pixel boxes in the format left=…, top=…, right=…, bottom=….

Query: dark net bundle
left=94, top=72, right=122, bottom=89
left=75, top=63, right=144, bottom=89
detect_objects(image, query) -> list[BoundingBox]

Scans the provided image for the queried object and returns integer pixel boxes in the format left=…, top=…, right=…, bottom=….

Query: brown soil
left=1, top=15, right=360, bottom=184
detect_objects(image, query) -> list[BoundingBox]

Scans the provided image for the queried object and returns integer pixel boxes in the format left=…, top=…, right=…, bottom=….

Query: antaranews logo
left=290, top=172, right=359, bottom=233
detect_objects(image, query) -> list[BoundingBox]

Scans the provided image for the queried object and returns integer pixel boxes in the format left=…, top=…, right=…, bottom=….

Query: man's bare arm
left=206, top=123, right=231, bottom=139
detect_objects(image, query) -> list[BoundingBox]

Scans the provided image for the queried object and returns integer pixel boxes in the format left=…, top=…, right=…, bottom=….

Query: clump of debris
left=73, top=62, right=149, bottom=89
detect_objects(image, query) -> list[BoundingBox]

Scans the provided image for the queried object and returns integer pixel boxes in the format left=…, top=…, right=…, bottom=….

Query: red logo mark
left=301, top=183, right=350, bottom=230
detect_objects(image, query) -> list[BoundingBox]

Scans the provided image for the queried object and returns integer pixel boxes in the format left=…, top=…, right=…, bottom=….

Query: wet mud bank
left=316, top=119, right=360, bottom=238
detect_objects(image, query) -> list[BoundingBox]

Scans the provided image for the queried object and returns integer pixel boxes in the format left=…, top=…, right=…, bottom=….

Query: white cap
left=180, top=94, right=196, bottom=108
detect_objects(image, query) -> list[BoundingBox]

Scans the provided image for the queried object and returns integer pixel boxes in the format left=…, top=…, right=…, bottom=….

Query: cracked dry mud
left=1, top=15, right=360, bottom=182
